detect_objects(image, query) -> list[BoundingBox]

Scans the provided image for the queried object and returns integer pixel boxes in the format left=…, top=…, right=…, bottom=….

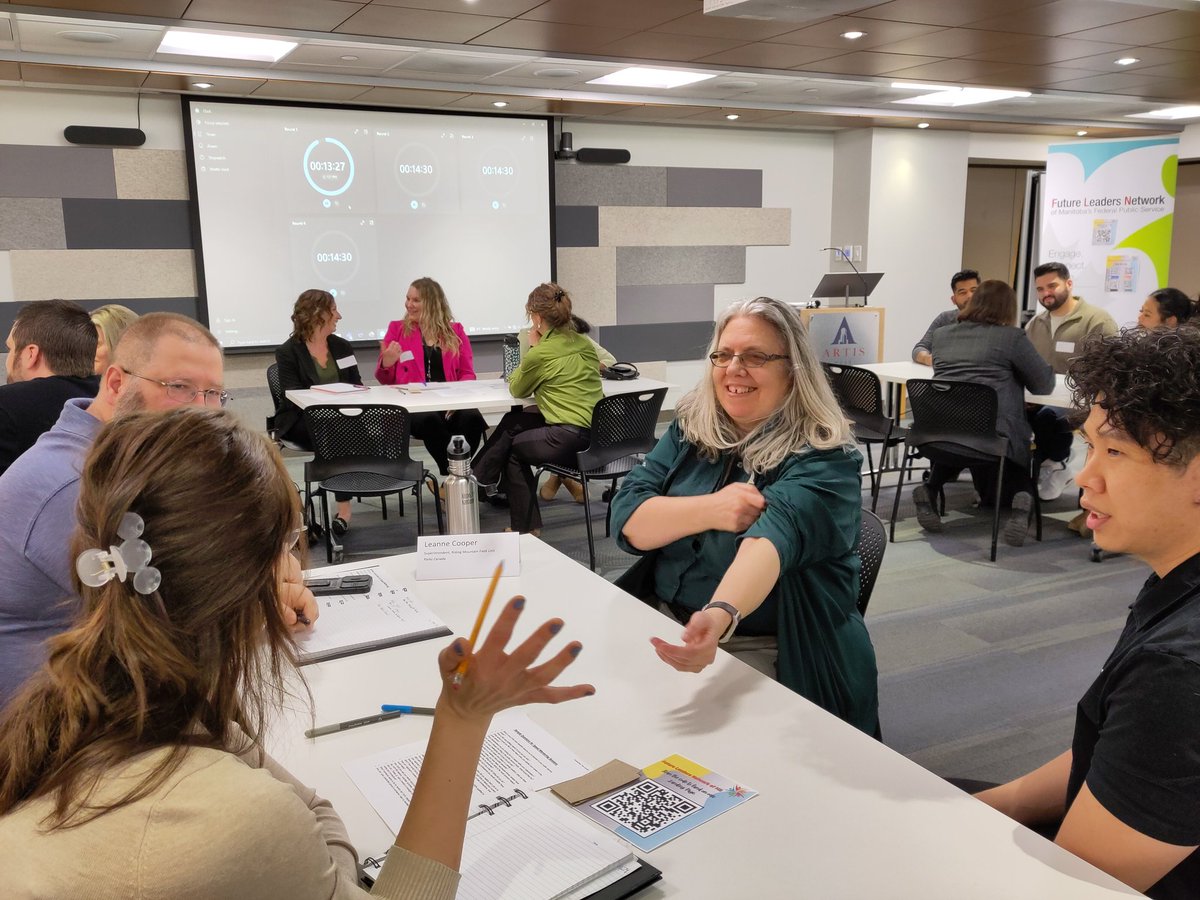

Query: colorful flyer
left=576, top=754, right=757, bottom=852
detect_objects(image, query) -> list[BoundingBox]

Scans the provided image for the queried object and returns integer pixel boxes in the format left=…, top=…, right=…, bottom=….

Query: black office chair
left=265, top=363, right=308, bottom=453
left=889, top=379, right=1040, bottom=562
left=302, top=404, right=443, bottom=563
left=855, top=508, right=887, bottom=616
left=532, top=388, right=668, bottom=571
left=823, top=363, right=907, bottom=513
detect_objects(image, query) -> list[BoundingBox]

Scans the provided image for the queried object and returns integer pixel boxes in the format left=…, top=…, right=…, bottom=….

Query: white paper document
left=415, top=531, right=521, bottom=580
left=344, top=711, right=589, bottom=833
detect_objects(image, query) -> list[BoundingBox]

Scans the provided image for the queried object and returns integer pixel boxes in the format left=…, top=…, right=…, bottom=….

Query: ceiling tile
left=1129, top=58, right=1200, bottom=80
left=694, top=41, right=847, bottom=69
left=884, top=56, right=1035, bottom=83
left=1042, top=71, right=1167, bottom=93
left=12, top=0, right=190, bottom=14
left=648, top=10, right=810, bottom=41
left=0, top=19, right=12, bottom=46
left=20, top=62, right=147, bottom=87
left=747, top=110, right=854, bottom=128
left=350, top=85, right=470, bottom=106
left=962, top=0, right=1160, bottom=37
left=954, top=64, right=1089, bottom=89
left=537, top=98, right=629, bottom=117
left=603, top=103, right=714, bottom=121
left=1048, top=45, right=1200, bottom=73
left=1066, top=11, right=1200, bottom=44
left=1129, top=79, right=1200, bottom=102
left=143, top=72, right=266, bottom=94
left=0, top=62, right=20, bottom=81
left=281, top=41, right=419, bottom=72
left=594, top=30, right=746, bottom=62
left=767, top=16, right=944, bottom=50
left=440, top=93, right=552, bottom=112
left=962, top=36, right=1129, bottom=67
left=478, top=59, right=621, bottom=88
left=517, top=0, right=699, bottom=31
left=251, top=79, right=372, bottom=100
left=370, top=0, right=542, bottom=15
left=183, top=0, right=365, bottom=32
left=14, top=17, right=163, bottom=59
left=463, top=19, right=636, bottom=54
left=335, top=5, right=508, bottom=42
left=678, top=105, right=798, bottom=122
left=852, top=0, right=1050, bottom=29
left=1150, top=35, right=1200, bottom=53
left=867, top=27, right=1033, bottom=58
left=390, top=49, right=529, bottom=78
left=802, top=50, right=942, bottom=76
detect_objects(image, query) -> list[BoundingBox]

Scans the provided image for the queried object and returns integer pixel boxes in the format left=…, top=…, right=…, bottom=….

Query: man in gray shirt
left=912, top=269, right=980, bottom=365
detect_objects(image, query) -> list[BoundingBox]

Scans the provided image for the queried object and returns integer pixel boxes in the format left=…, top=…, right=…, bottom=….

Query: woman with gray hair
left=610, top=297, right=878, bottom=734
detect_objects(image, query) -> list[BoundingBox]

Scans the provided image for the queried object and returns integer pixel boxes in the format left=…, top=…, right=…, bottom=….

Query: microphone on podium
left=819, top=247, right=870, bottom=304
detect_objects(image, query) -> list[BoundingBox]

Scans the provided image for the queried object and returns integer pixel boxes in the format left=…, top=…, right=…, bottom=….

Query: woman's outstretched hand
left=650, top=607, right=725, bottom=674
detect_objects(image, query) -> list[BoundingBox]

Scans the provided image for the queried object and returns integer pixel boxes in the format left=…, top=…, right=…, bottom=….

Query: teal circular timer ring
left=303, top=137, right=355, bottom=196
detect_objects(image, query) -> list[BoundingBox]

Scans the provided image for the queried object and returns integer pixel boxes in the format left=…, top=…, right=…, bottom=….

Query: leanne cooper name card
left=416, top=532, right=521, bottom=581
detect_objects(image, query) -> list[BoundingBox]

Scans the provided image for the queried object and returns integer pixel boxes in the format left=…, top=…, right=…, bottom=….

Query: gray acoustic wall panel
left=555, top=205, right=598, bottom=248
left=616, top=284, right=714, bottom=325
left=0, top=145, right=117, bottom=199
left=666, top=167, right=762, bottom=208
left=554, top=162, right=666, bottom=207
left=0, top=296, right=199, bottom=337
left=0, top=198, right=66, bottom=250
left=598, top=321, right=714, bottom=363
left=62, top=199, right=193, bottom=250
left=616, top=246, right=745, bottom=286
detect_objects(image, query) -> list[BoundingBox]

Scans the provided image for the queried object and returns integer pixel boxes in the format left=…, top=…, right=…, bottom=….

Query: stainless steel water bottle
left=443, top=434, right=480, bottom=534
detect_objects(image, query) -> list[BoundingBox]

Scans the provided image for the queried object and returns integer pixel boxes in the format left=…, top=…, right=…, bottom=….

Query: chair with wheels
left=889, top=379, right=1041, bottom=562
left=302, top=404, right=443, bottom=563
left=855, top=508, right=887, bottom=616
left=822, top=363, right=907, bottom=513
left=532, top=387, right=668, bottom=571
left=266, top=363, right=310, bottom=453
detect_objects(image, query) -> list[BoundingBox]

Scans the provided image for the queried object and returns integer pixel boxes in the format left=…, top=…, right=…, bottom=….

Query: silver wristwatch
left=702, top=601, right=741, bottom=643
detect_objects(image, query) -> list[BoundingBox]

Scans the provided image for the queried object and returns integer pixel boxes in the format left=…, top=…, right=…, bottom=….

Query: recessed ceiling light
left=534, top=67, right=582, bottom=78
left=192, top=82, right=214, bottom=89
left=588, top=67, right=719, bottom=89
left=892, top=82, right=1030, bottom=106
left=917, top=122, right=930, bottom=128
left=339, top=55, right=360, bottom=61
left=58, top=30, right=120, bottom=44
left=725, top=113, right=740, bottom=120
left=722, top=79, right=758, bottom=89
left=841, top=31, right=866, bottom=39
left=804, top=88, right=819, bottom=93
left=157, top=29, right=297, bottom=63
left=1076, top=129, right=1088, bottom=136
left=1114, top=57, right=1140, bottom=66
left=493, top=100, right=508, bottom=108
left=1128, top=105, right=1200, bottom=120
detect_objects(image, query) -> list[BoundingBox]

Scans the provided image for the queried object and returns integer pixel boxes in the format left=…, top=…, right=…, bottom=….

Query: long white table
left=858, top=360, right=1072, bottom=409
left=286, top=376, right=674, bottom=414
left=268, top=536, right=1139, bottom=898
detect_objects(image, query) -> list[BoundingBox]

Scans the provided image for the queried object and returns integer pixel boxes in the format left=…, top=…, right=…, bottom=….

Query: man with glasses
left=0, top=313, right=311, bottom=705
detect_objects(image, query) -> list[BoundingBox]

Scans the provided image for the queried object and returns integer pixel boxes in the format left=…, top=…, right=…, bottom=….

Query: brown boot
left=1066, top=510, right=1092, bottom=539
left=539, top=474, right=562, bottom=501
left=563, top=478, right=586, bottom=504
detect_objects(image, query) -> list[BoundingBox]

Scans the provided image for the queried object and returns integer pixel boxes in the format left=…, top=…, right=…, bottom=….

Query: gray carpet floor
left=285, top=443, right=1144, bottom=788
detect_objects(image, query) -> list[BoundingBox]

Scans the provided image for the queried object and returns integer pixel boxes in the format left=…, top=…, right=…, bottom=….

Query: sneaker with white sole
left=1038, top=460, right=1073, bottom=501
left=912, top=484, right=943, bottom=532
left=1004, top=491, right=1033, bottom=546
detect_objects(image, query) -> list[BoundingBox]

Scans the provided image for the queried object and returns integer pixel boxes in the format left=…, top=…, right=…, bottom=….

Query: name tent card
left=415, top=532, right=521, bottom=581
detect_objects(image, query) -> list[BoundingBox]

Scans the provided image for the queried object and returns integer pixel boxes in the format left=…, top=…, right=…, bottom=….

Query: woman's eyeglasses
left=708, top=350, right=790, bottom=368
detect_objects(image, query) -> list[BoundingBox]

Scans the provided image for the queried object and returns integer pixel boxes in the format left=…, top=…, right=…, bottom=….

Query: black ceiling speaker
left=555, top=131, right=629, bottom=165
left=64, top=125, right=147, bottom=147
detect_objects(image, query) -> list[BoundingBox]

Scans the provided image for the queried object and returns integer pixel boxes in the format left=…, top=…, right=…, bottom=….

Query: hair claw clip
left=75, top=512, right=161, bottom=596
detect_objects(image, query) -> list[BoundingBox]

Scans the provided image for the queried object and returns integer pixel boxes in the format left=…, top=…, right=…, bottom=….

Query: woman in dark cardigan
left=273, top=288, right=362, bottom=533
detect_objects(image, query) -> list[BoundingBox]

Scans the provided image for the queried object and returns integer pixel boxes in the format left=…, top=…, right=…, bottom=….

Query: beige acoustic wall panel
left=556, top=246, right=616, bottom=326
left=114, top=149, right=189, bottom=201
left=0, top=251, right=13, bottom=302
left=597, top=207, right=790, bottom=247
left=1169, top=163, right=1200, bottom=296
left=10, top=249, right=196, bottom=300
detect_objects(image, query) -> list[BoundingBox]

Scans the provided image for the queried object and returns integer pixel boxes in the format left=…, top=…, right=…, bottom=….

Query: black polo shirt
left=0, top=374, right=100, bottom=477
left=1067, top=550, right=1200, bottom=899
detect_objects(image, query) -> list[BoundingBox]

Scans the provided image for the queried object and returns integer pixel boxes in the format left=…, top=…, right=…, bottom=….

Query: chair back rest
left=823, top=364, right=884, bottom=418
left=266, top=363, right=284, bottom=412
left=578, top=388, right=668, bottom=472
left=854, top=508, right=887, bottom=616
left=905, top=378, right=999, bottom=439
left=303, top=405, right=414, bottom=468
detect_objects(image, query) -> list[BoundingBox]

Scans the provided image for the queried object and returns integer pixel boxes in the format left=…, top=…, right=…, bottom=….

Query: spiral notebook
left=362, top=790, right=660, bottom=900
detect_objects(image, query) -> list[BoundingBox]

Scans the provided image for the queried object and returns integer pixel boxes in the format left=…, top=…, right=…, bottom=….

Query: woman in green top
left=473, top=283, right=603, bottom=534
left=610, top=297, right=879, bottom=735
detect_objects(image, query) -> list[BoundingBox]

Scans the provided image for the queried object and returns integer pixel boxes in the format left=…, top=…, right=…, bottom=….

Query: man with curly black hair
left=974, top=326, right=1200, bottom=899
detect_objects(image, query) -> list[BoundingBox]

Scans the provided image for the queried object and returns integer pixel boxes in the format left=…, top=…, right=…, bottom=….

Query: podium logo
left=832, top=317, right=855, bottom=345
left=824, top=316, right=867, bottom=359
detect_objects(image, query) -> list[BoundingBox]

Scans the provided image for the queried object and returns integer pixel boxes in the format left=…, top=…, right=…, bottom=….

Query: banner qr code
left=591, top=780, right=701, bottom=837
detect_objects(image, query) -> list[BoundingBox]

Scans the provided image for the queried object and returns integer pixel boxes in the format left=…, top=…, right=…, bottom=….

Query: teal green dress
left=610, top=421, right=879, bottom=735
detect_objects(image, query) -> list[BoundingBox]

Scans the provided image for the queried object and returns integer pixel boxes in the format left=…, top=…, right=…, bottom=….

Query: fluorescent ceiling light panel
left=891, top=84, right=1031, bottom=107
left=158, top=29, right=297, bottom=62
left=1128, top=105, right=1200, bottom=119
left=587, top=67, right=718, bottom=89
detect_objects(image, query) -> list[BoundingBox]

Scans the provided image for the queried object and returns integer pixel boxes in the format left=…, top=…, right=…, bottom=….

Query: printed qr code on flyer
left=591, top=780, right=701, bottom=837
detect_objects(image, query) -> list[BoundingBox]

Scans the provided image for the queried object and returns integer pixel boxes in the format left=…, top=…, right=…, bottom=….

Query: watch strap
left=702, top=601, right=740, bottom=643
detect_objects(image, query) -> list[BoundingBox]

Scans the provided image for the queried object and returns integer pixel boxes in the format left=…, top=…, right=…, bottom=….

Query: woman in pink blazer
left=376, top=277, right=487, bottom=475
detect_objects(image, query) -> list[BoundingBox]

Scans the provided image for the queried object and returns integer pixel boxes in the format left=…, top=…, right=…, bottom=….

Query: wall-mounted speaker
left=64, top=125, right=147, bottom=147
left=575, top=147, right=631, bottom=165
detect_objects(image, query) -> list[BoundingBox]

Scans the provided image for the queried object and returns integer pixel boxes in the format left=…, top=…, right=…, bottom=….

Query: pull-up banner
left=1041, top=137, right=1179, bottom=327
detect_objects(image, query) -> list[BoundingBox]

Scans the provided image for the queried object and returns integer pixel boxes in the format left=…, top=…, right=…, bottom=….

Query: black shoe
left=332, top=515, right=349, bottom=537
left=912, top=484, right=943, bottom=532
left=1003, top=492, right=1032, bottom=547
left=486, top=492, right=509, bottom=509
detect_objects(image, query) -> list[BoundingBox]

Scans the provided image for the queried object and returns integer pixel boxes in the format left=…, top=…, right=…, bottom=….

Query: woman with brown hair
left=274, top=288, right=362, bottom=532
left=472, top=283, right=603, bottom=534
left=915, top=279, right=1055, bottom=546
left=0, top=407, right=591, bottom=898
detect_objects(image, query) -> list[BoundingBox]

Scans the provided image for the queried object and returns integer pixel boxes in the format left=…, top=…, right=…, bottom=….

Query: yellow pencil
left=451, top=561, right=504, bottom=687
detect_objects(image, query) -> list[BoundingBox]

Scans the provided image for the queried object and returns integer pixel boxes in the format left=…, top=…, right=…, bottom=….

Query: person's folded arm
left=974, top=750, right=1072, bottom=827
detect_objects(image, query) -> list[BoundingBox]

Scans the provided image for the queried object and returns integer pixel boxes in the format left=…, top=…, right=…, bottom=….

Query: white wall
left=967, top=132, right=1050, bottom=165
left=867, top=129, right=971, bottom=362
left=0, top=86, right=184, bottom=149
left=1178, top=122, right=1200, bottom=161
